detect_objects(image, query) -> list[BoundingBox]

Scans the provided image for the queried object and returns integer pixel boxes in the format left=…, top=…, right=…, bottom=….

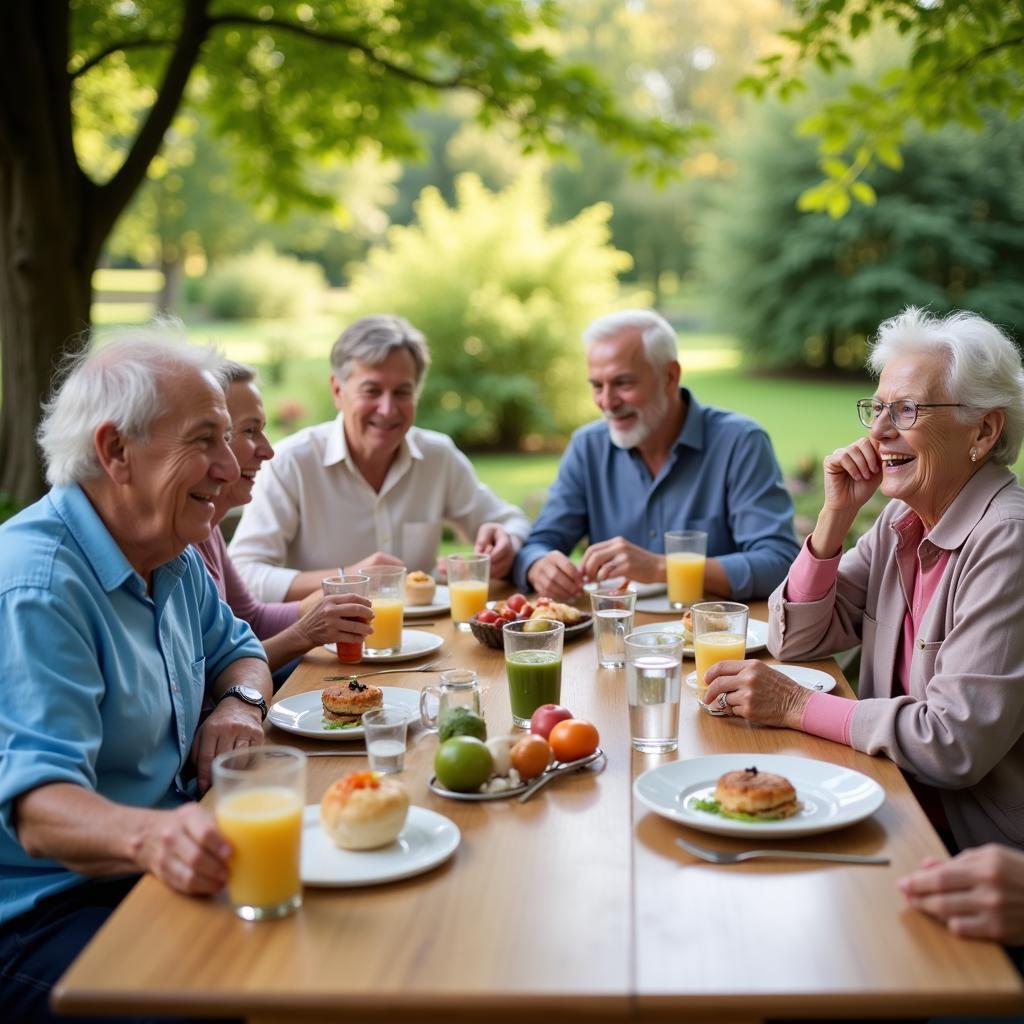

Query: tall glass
left=213, top=746, right=306, bottom=921
left=664, top=530, right=707, bottom=610
left=446, top=553, right=490, bottom=630
left=625, top=631, right=684, bottom=753
left=364, top=566, right=406, bottom=655
left=692, top=601, right=749, bottom=711
left=589, top=585, right=637, bottom=668
left=321, top=573, right=370, bottom=663
left=502, top=619, right=564, bottom=728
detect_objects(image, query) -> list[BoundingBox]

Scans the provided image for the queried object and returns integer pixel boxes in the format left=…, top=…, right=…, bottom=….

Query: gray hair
left=582, top=309, right=679, bottom=372
left=38, top=325, right=223, bottom=487
left=330, top=315, right=430, bottom=391
left=869, top=307, right=1024, bottom=466
left=214, top=359, right=258, bottom=389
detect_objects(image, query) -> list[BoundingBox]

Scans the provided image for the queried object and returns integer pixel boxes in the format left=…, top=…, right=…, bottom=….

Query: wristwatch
left=220, top=685, right=268, bottom=721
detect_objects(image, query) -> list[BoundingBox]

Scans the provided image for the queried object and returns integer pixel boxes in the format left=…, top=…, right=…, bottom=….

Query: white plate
left=633, top=618, right=769, bottom=657
left=268, top=686, right=421, bottom=741
left=325, top=629, right=443, bottom=663
left=585, top=579, right=666, bottom=598
left=634, top=754, right=885, bottom=839
left=683, top=661, right=836, bottom=694
left=404, top=584, right=450, bottom=619
left=301, top=805, right=460, bottom=886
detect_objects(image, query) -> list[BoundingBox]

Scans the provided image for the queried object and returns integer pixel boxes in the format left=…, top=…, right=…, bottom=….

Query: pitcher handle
left=419, top=685, right=441, bottom=731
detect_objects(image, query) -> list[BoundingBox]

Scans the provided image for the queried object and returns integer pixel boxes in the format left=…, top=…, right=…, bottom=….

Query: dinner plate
left=427, top=748, right=606, bottom=802
left=325, top=629, right=443, bottom=662
left=634, top=753, right=885, bottom=839
left=683, top=662, right=836, bottom=694
left=584, top=579, right=666, bottom=599
left=404, top=584, right=451, bottom=619
left=268, top=686, right=421, bottom=741
left=633, top=618, right=769, bottom=657
left=301, top=805, right=460, bottom=886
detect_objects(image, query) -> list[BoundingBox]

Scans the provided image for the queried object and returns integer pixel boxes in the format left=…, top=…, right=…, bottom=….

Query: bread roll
left=321, top=681, right=383, bottom=724
left=405, top=570, right=437, bottom=606
left=715, top=767, right=798, bottom=819
left=320, top=771, right=410, bottom=850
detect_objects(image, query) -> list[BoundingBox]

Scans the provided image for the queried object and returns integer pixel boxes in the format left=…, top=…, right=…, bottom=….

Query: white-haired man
left=513, top=309, right=800, bottom=600
left=0, top=333, right=271, bottom=1023
left=229, top=315, right=531, bottom=601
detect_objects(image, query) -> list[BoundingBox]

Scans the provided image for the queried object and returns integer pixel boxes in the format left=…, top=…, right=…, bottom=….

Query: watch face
left=237, top=685, right=263, bottom=702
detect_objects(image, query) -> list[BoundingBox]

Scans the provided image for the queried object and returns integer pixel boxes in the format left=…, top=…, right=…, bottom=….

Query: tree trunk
left=0, top=3, right=96, bottom=507
left=158, top=248, right=184, bottom=314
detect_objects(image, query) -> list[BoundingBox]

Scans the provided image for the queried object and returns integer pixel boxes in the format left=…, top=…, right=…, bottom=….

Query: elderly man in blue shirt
left=0, top=332, right=271, bottom=1024
left=513, top=310, right=800, bottom=601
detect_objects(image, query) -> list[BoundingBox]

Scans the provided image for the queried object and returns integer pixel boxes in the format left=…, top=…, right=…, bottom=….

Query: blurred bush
left=202, top=245, right=327, bottom=320
left=344, top=173, right=636, bottom=449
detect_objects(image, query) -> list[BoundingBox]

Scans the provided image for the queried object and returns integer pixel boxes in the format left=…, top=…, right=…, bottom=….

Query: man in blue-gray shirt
left=513, top=310, right=799, bottom=601
left=0, top=332, right=271, bottom=1023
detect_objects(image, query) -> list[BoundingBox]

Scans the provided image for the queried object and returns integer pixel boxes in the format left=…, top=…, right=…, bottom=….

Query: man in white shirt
left=229, top=315, right=531, bottom=602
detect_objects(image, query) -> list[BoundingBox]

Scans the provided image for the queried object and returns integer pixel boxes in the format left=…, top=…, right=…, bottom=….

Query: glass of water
left=624, top=631, right=685, bottom=753
left=589, top=586, right=637, bottom=668
left=362, top=706, right=411, bottom=774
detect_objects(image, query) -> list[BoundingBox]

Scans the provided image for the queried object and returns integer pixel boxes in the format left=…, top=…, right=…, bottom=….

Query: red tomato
left=506, top=593, right=527, bottom=613
left=476, top=609, right=499, bottom=624
left=548, top=720, right=600, bottom=763
left=530, top=704, right=573, bottom=739
left=510, top=735, right=552, bottom=780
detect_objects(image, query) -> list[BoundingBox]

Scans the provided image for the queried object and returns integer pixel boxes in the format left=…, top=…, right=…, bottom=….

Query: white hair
left=869, top=307, right=1024, bottom=466
left=582, top=309, right=679, bottom=372
left=38, top=324, right=223, bottom=487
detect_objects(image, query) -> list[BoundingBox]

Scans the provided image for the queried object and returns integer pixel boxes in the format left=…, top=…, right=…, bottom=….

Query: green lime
left=438, top=706, right=487, bottom=743
left=434, top=737, right=494, bottom=792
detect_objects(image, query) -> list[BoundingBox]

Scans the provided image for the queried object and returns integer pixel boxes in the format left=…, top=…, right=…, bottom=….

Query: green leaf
left=821, top=157, right=849, bottom=179
left=875, top=142, right=904, bottom=170
left=826, top=189, right=851, bottom=218
left=850, top=181, right=877, bottom=206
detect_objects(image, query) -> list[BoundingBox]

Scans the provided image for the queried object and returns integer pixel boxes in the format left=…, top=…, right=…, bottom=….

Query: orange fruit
left=548, top=719, right=600, bottom=763
left=510, top=734, right=552, bottom=780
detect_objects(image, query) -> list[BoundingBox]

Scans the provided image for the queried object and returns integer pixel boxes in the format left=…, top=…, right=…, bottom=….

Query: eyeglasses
left=856, top=398, right=965, bottom=430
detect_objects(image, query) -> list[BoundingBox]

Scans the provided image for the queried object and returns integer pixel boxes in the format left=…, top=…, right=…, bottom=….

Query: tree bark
left=0, top=3, right=95, bottom=506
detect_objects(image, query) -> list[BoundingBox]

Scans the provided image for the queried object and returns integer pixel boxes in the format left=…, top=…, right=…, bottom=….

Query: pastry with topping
left=320, top=771, right=410, bottom=849
left=714, top=766, right=799, bottom=819
left=321, top=680, right=383, bottom=726
left=405, top=570, right=437, bottom=606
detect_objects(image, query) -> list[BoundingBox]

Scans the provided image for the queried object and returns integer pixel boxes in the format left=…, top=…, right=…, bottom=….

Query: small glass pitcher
left=420, top=669, right=484, bottom=731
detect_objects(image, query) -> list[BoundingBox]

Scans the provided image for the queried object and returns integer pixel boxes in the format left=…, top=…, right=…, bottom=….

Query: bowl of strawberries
left=468, top=593, right=592, bottom=649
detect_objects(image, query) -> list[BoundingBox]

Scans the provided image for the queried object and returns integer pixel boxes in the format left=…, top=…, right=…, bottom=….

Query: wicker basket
left=467, top=612, right=593, bottom=649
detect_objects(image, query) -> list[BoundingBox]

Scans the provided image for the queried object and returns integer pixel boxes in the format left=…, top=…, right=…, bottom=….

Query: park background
left=4, top=0, right=1024, bottom=543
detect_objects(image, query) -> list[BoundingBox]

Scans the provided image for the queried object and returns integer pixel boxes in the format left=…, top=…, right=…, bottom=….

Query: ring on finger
left=716, top=692, right=729, bottom=711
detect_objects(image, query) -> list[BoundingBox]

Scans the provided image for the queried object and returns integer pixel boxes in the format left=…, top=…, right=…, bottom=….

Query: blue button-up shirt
left=0, top=485, right=265, bottom=924
left=512, top=391, right=800, bottom=600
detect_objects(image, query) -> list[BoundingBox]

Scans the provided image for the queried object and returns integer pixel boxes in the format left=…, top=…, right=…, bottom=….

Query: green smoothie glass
left=502, top=618, right=565, bottom=728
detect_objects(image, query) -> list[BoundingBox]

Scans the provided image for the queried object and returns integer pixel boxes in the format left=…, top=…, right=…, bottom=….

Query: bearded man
left=513, top=309, right=799, bottom=601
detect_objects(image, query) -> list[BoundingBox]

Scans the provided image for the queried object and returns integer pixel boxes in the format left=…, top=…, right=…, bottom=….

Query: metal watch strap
left=221, top=685, right=268, bottom=721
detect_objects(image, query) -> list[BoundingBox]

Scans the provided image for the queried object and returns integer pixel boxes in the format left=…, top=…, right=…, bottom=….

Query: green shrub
left=344, top=173, right=635, bottom=449
left=202, top=245, right=326, bottom=320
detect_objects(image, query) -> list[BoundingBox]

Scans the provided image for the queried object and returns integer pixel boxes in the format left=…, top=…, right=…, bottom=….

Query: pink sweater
left=788, top=511, right=950, bottom=745
left=196, top=528, right=299, bottom=640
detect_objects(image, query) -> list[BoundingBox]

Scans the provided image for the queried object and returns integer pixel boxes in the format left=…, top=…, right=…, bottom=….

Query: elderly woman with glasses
left=703, top=307, right=1024, bottom=855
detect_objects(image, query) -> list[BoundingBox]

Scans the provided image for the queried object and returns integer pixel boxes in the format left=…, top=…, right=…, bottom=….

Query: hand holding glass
left=321, top=573, right=370, bottom=663
left=213, top=746, right=306, bottom=921
left=692, top=601, right=749, bottom=710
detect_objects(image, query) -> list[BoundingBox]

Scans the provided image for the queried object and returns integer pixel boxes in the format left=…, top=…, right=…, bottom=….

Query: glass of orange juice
left=664, top=530, right=707, bottom=610
left=364, top=565, right=406, bottom=655
left=691, top=601, right=748, bottom=711
left=213, top=746, right=306, bottom=921
left=446, top=553, right=490, bottom=630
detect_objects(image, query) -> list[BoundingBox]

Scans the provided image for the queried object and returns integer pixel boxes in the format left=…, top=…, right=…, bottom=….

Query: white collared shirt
left=228, top=416, right=531, bottom=601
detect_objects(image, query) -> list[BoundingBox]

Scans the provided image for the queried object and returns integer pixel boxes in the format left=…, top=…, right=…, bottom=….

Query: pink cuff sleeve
left=784, top=537, right=842, bottom=603
left=799, top=691, right=855, bottom=746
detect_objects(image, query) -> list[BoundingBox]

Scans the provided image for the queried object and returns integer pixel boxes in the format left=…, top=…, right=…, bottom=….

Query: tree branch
left=70, top=36, right=172, bottom=80
left=208, top=13, right=466, bottom=91
left=91, top=0, right=212, bottom=245
left=948, top=33, right=1024, bottom=76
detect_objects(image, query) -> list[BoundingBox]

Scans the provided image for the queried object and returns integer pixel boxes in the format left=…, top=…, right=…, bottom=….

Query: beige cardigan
left=768, top=461, right=1024, bottom=851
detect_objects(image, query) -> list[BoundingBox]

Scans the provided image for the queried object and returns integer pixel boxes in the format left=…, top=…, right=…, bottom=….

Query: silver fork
left=675, top=835, right=889, bottom=865
left=323, top=656, right=449, bottom=682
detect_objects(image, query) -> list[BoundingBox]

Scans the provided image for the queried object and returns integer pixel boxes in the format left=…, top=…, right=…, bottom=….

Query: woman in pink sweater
left=703, top=308, right=1024, bottom=857
left=197, top=362, right=373, bottom=672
